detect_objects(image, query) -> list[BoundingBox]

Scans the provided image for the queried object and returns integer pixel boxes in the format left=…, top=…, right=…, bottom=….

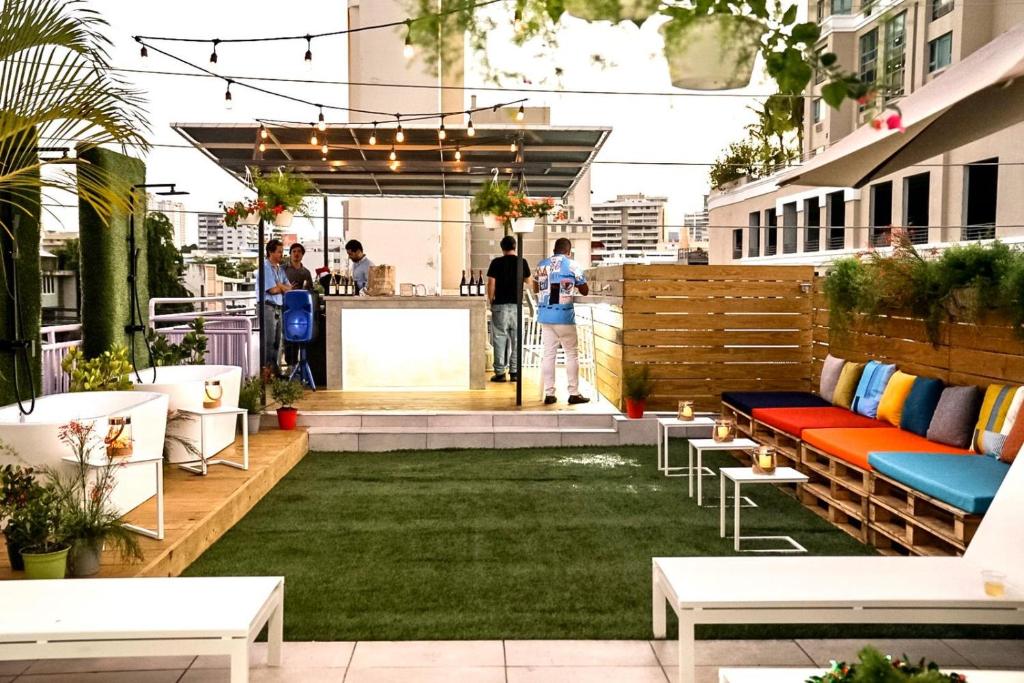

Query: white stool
left=176, top=406, right=249, bottom=476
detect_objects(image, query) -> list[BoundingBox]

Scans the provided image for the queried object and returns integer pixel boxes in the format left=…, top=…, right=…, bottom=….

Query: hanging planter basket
left=661, top=14, right=766, bottom=91
left=274, top=210, right=294, bottom=228
left=512, top=217, right=536, bottom=233
left=564, top=0, right=660, bottom=24
left=482, top=214, right=505, bottom=230
left=240, top=212, right=260, bottom=226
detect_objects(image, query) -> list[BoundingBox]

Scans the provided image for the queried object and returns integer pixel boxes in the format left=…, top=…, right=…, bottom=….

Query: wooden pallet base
left=870, top=473, right=979, bottom=556
left=722, top=403, right=755, bottom=438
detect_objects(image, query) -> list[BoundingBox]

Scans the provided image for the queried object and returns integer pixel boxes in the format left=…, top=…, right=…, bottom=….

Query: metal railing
left=520, top=293, right=598, bottom=399
left=962, top=224, right=996, bottom=241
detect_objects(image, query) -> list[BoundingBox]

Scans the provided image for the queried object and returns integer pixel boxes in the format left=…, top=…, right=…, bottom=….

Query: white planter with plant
left=238, top=376, right=265, bottom=435
left=252, top=168, right=314, bottom=227
left=660, top=13, right=766, bottom=91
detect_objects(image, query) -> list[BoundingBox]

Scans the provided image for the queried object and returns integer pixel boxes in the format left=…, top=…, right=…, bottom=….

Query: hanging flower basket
left=564, top=0, right=660, bottom=24
left=661, top=14, right=766, bottom=91
left=512, top=217, right=536, bottom=233
left=482, top=214, right=505, bottom=230
left=240, top=211, right=260, bottom=226
left=273, top=209, right=294, bottom=228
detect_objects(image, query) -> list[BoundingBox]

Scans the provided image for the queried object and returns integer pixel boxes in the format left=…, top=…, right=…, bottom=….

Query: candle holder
left=750, top=445, right=777, bottom=475
left=677, top=400, right=694, bottom=421
left=713, top=418, right=736, bottom=443
left=203, top=379, right=223, bottom=409
left=105, top=416, right=133, bottom=459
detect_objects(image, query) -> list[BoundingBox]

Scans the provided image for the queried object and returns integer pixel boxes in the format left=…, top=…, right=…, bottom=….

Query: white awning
left=782, top=21, right=1024, bottom=188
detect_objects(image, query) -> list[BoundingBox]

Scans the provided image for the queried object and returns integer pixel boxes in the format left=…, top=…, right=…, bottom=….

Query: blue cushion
left=852, top=361, right=896, bottom=418
left=868, top=451, right=1009, bottom=514
left=900, top=377, right=945, bottom=437
left=720, top=391, right=830, bottom=416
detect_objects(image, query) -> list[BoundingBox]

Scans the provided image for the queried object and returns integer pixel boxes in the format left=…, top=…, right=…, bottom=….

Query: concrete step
left=265, top=411, right=619, bottom=430
left=307, top=425, right=622, bottom=452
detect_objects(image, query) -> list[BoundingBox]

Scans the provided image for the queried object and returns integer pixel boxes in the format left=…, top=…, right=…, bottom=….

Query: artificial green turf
left=184, top=444, right=1021, bottom=641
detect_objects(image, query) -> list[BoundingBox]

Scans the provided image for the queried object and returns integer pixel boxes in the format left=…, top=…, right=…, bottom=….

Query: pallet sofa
left=720, top=357, right=1021, bottom=556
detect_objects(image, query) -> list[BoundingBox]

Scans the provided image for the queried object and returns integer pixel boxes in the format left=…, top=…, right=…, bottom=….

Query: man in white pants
left=534, top=238, right=590, bottom=405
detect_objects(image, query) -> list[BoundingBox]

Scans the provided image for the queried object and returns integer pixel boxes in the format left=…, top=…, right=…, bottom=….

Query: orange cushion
left=752, top=407, right=889, bottom=437
left=876, top=370, right=918, bottom=426
left=1001, top=415, right=1024, bottom=464
left=802, top=427, right=971, bottom=470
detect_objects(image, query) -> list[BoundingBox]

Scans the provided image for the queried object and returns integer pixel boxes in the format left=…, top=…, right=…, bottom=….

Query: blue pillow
left=851, top=361, right=896, bottom=418
left=900, top=376, right=945, bottom=437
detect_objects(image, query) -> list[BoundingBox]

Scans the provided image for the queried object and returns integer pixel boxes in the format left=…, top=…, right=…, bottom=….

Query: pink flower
left=885, top=113, right=905, bottom=132
left=272, top=204, right=284, bottom=215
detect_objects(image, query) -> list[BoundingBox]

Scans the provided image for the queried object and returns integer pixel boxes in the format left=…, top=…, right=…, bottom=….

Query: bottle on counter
left=330, top=271, right=339, bottom=296
left=474, top=270, right=484, bottom=296
left=460, top=270, right=469, bottom=296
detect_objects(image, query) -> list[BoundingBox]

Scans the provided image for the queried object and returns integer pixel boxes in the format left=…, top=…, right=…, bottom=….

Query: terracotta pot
left=277, top=407, right=298, bottom=430
left=625, top=398, right=646, bottom=419
left=274, top=210, right=294, bottom=228
left=661, top=14, right=765, bottom=90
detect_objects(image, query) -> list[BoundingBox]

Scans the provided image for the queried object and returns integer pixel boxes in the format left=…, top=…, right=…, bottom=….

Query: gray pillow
left=819, top=354, right=845, bottom=402
left=927, top=385, right=982, bottom=449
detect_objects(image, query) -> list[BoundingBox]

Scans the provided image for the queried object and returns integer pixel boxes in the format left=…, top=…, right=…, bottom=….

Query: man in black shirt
left=486, top=235, right=531, bottom=382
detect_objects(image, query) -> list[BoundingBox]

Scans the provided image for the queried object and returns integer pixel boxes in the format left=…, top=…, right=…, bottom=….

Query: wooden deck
left=0, top=428, right=308, bottom=580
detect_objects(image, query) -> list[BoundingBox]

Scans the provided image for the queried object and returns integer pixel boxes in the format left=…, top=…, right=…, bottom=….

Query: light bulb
left=454, top=147, right=461, bottom=161
left=467, top=117, right=475, bottom=136
left=403, top=38, right=414, bottom=59
left=438, top=122, right=446, bottom=140
left=260, top=125, right=268, bottom=140
left=516, top=104, right=525, bottom=121
left=396, top=124, right=404, bottom=143
left=321, top=143, right=329, bottom=155
left=223, top=82, right=232, bottom=110
left=210, top=40, right=219, bottom=65
left=389, top=160, right=399, bottom=171
left=310, top=125, right=318, bottom=146
left=369, top=125, right=377, bottom=145
left=317, top=109, right=326, bottom=131
left=514, top=7, right=524, bottom=32
left=304, top=36, right=312, bottom=71
left=510, top=141, right=517, bottom=152
left=389, top=148, right=397, bottom=162
left=259, top=142, right=266, bottom=153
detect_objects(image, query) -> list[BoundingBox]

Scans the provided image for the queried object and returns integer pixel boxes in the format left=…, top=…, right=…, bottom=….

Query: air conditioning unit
left=814, top=122, right=824, bottom=133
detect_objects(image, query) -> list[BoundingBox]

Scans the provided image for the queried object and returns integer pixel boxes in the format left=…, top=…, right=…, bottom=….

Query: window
left=812, top=97, right=823, bottom=123
left=816, top=0, right=825, bottom=21
left=859, top=29, right=878, bottom=87
left=930, top=0, right=953, bottom=20
left=747, top=212, right=760, bottom=257
left=964, top=158, right=998, bottom=241
left=831, top=0, right=852, bottom=15
left=765, top=208, right=778, bottom=256
left=814, top=49, right=825, bottom=85
left=732, top=229, right=743, bottom=260
left=826, top=191, right=846, bottom=250
left=870, top=181, right=894, bottom=246
left=782, top=202, right=798, bottom=254
left=903, top=172, right=930, bottom=244
left=862, top=0, right=877, bottom=15
left=928, top=32, right=952, bottom=73
left=884, top=13, right=907, bottom=98
left=804, top=198, right=821, bottom=252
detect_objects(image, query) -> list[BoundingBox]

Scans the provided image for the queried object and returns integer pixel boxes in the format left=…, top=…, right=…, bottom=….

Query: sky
left=44, top=0, right=787, bottom=243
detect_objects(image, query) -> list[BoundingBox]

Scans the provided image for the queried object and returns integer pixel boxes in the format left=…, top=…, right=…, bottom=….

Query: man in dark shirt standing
left=486, top=235, right=531, bottom=382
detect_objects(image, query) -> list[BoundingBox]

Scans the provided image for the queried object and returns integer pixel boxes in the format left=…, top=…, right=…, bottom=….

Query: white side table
left=687, top=438, right=758, bottom=506
left=62, top=453, right=164, bottom=540
left=175, top=406, right=249, bottom=476
left=719, top=669, right=1021, bottom=683
left=720, top=466, right=809, bottom=553
left=657, top=417, right=715, bottom=477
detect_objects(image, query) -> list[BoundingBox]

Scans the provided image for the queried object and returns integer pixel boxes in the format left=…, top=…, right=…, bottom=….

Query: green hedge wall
left=78, top=148, right=149, bottom=363
left=0, top=173, right=42, bottom=407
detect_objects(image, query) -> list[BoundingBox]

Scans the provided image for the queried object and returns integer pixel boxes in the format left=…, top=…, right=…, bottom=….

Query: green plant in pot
left=48, top=421, right=143, bottom=577
left=10, top=481, right=70, bottom=580
left=1, top=461, right=44, bottom=572
left=251, top=167, right=314, bottom=228
left=238, top=375, right=266, bottom=435
left=623, top=365, right=653, bottom=419
left=147, top=317, right=208, bottom=366
left=470, top=179, right=513, bottom=230
left=271, top=378, right=304, bottom=430
left=61, top=345, right=134, bottom=392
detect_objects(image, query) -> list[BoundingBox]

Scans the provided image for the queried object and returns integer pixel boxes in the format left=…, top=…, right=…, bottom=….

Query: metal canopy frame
left=172, top=122, right=610, bottom=199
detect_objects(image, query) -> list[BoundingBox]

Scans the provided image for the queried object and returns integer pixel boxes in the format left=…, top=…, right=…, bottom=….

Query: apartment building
left=147, top=194, right=188, bottom=248
left=708, top=1, right=1024, bottom=264
left=198, top=212, right=258, bottom=254
left=591, top=194, right=667, bottom=259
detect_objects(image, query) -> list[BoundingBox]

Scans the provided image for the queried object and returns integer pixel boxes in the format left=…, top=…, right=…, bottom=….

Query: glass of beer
left=982, top=570, right=1007, bottom=597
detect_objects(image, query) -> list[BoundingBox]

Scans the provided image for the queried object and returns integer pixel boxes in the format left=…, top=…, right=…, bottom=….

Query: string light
left=389, top=145, right=397, bottom=162
left=260, top=124, right=268, bottom=140
left=223, top=80, right=232, bottom=109
left=516, top=104, right=525, bottom=121
left=321, top=142, right=329, bottom=155
left=513, top=7, right=524, bottom=32
left=454, top=146, right=461, bottom=161
left=403, top=20, right=414, bottom=59
left=466, top=113, right=475, bottom=137
left=304, top=35, right=313, bottom=71
left=258, top=141, right=266, bottom=153
left=395, top=115, right=404, bottom=143
left=438, top=118, right=446, bottom=141
left=140, top=44, right=148, bottom=58
left=317, top=106, right=326, bottom=131
left=509, top=141, right=517, bottom=152
left=389, top=159, right=400, bottom=171
left=310, top=124, right=318, bottom=146
left=209, top=39, right=219, bottom=64
left=368, top=124, right=377, bottom=146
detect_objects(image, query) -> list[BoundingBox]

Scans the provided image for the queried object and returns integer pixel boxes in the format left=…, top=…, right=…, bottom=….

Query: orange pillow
left=877, top=370, right=917, bottom=426
left=1001, top=414, right=1024, bottom=463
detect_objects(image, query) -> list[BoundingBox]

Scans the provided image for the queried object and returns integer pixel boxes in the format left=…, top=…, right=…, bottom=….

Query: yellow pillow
left=833, top=362, right=864, bottom=410
left=877, top=370, right=917, bottom=426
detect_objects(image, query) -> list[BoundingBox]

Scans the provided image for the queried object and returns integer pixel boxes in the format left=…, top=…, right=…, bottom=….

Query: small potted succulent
left=251, top=167, right=314, bottom=228
left=271, top=378, right=304, bottom=430
left=470, top=179, right=513, bottom=230
left=623, top=365, right=653, bottom=419
left=238, top=375, right=265, bottom=434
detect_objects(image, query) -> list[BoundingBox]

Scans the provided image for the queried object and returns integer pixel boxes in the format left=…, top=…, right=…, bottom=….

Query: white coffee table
left=720, top=466, right=809, bottom=553
left=719, top=669, right=1021, bottom=683
left=657, top=417, right=715, bottom=478
left=687, top=438, right=758, bottom=506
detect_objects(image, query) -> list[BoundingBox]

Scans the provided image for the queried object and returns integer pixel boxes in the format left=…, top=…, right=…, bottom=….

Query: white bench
left=653, top=456, right=1024, bottom=683
left=0, top=576, right=283, bottom=683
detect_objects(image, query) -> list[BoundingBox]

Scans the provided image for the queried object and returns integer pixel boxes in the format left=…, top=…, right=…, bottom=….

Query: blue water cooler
left=283, top=290, right=316, bottom=389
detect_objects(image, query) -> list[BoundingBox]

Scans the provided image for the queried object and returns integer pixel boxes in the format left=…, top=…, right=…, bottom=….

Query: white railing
left=41, top=324, right=82, bottom=395
left=520, top=295, right=598, bottom=399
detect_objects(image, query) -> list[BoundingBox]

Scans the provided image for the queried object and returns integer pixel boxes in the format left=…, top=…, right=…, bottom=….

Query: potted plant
left=251, top=168, right=314, bottom=228
left=1, top=462, right=44, bottom=571
left=238, top=375, right=265, bottom=434
left=61, top=345, right=133, bottom=392
left=623, top=365, right=653, bottom=419
left=13, top=482, right=70, bottom=580
left=660, top=10, right=766, bottom=90
left=271, top=378, right=304, bottom=430
left=808, top=645, right=969, bottom=682
left=504, top=195, right=562, bottom=234
left=50, top=421, right=142, bottom=577
left=470, top=179, right=513, bottom=230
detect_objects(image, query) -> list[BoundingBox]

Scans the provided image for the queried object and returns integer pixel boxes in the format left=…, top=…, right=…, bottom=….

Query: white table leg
left=687, top=441, right=694, bottom=497
left=652, top=565, right=667, bottom=639
left=229, top=639, right=249, bottom=683
left=696, top=447, right=704, bottom=506
left=657, top=424, right=663, bottom=472
left=268, top=591, right=284, bottom=667
left=155, top=460, right=164, bottom=540
left=678, top=615, right=696, bottom=683
left=719, top=473, right=726, bottom=538
left=733, top=480, right=741, bottom=552
left=241, top=411, right=249, bottom=470
left=663, top=426, right=670, bottom=475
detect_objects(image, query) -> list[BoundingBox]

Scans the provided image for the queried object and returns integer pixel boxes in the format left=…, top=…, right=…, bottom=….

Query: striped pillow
left=974, top=384, right=1019, bottom=454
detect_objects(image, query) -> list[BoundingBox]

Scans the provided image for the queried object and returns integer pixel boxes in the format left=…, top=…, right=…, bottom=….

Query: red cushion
left=752, top=407, right=889, bottom=437
left=802, top=427, right=971, bottom=470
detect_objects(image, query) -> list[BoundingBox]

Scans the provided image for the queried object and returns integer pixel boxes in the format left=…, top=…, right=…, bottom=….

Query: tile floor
left=0, top=639, right=1020, bottom=682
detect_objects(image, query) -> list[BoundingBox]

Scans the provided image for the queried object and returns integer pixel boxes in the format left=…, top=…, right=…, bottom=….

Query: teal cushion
left=900, top=377, right=945, bottom=437
left=868, top=451, right=1009, bottom=514
left=852, top=361, right=897, bottom=418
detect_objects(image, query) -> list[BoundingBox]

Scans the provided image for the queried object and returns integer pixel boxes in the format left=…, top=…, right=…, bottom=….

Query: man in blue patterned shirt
left=535, top=238, right=590, bottom=405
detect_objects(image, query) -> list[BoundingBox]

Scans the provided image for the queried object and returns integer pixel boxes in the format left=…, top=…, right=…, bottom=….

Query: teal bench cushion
left=868, top=451, right=1009, bottom=514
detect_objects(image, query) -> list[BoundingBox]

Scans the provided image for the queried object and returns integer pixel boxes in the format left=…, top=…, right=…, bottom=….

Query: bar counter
left=324, top=296, right=488, bottom=391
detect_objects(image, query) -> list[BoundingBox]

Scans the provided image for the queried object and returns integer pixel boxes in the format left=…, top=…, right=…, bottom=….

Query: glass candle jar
left=753, top=445, right=776, bottom=474
left=677, top=400, right=694, bottom=421
left=105, top=416, right=133, bottom=459
left=204, top=379, right=223, bottom=409
left=713, top=418, right=735, bottom=443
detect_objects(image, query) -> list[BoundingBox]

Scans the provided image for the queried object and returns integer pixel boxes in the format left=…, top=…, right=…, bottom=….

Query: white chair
left=653, top=456, right=1024, bottom=683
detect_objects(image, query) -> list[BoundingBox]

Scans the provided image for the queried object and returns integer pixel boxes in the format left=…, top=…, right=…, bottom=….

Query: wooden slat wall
left=588, top=265, right=816, bottom=411
left=587, top=266, right=624, bottom=406
left=811, top=277, right=1024, bottom=390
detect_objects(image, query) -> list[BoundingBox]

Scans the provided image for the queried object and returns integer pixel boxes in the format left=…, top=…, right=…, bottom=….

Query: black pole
left=257, top=217, right=265, bottom=379
left=322, top=196, right=329, bottom=271
left=515, top=233, right=523, bottom=407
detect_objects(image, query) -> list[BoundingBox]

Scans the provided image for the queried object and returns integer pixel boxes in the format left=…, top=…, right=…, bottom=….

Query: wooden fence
left=587, top=265, right=816, bottom=411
